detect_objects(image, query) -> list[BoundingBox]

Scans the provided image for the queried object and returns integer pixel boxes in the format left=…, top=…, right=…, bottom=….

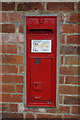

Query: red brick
left=59, top=95, right=63, bottom=104
left=59, top=76, right=64, bottom=84
left=60, top=46, right=79, bottom=55
left=77, top=2, right=80, bottom=11
left=65, top=76, right=79, bottom=84
left=25, top=113, right=34, bottom=118
left=60, top=56, right=64, bottom=64
left=59, top=85, right=78, bottom=95
left=0, top=55, right=2, bottom=63
left=60, top=66, right=78, bottom=75
left=65, top=56, right=78, bottom=65
left=64, top=96, right=79, bottom=104
left=2, top=84, right=15, bottom=93
left=61, top=35, right=65, bottom=44
left=2, top=55, right=23, bottom=64
left=2, top=103, right=9, bottom=112
left=2, top=24, right=15, bottom=33
left=0, top=13, right=2, bottom=22
left=2, top=2, right=15, bottom=11
left=72, top=106, right=80, bottom=114
left=2, top=75, right=23, bottom=83
left=70, top=13, right=80, bottom=22
left=17, top=2, right=44, bottom=11
left=10, top=104, right=18, bottom=112
left=19, top=25, right=24, bottom=33
left=64, top=115, right=80, bottom=118
left=2, top=12, right=23, bottom=22
left=19, top=66, right=24, bottom=73
left=16, top=85, right=23, bottom=93
left=1, top=45, right=17, bottom=53
left=37, top=114, right=62, bottom=118
left=47, top=2, right=74, bottom=11
left=2, top=34, right=24, bottom=43
left=62, top=24, right=78, bottom=33
left=2, top=65, right=18, bottom=73
left=2, top=94, right=22, bottom=102
left=67, top=35, right=80, bottom=44
left=2, top=113, right=23, bottom=118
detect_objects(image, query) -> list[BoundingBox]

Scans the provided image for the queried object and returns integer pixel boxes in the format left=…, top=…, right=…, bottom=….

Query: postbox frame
left=24, top=14, right=60, bottom=108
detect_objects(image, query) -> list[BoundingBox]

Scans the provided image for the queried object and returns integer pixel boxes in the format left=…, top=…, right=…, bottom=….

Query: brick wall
left=1, top=2, right=80, bottom=119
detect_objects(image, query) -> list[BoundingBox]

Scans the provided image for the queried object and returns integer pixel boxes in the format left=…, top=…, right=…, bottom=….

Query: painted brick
left=25, top=113, right=34, bottom=118
left=2, top=24, right=15, bottom=33
left=1, top=45, right=17, bottom=54
left=72, top=106, right=80, bottom=114
left=2, top=94, right=22, bottom=102
left=16, top=85, right=23, bottom=93
left=65, top=56, right=78, bottom=65
left=2, top=84, right=15, bottom=93
left=60, top=66, right=78, bottom=75
left=67, top=35, right=79, bottom=44
left=65, top=76, right=79, bottom=84
left=2, top=34, right=24, bottom=43
left=60, top=46, right=79, bottom=55
left=2, top=2, right=15, bottom=11
left=17, top=2, right=44, bottom=11
left=9, top=104, right=18, bottom=112
left=2, top=65, right=18, bottom=73
left=64, top=96, right=79, bottom=104
left=2, top=113, right=23, bottom=118
left=2, top=75, right=23, bottom=84
left=62, top=24, right=78, bottom=33
left=59, top=85, right=78, bottom=95
left=2, top=12, right=23, bottom=22
left=2, top=55, right=23, bottom=64
left=47, top=2, right=74, bottom=11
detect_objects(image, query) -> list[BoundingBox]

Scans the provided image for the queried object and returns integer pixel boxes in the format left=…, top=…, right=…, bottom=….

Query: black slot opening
left=29, top=29, right=53, bottom=34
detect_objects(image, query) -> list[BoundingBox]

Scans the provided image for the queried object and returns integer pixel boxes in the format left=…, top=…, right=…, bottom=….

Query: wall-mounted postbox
left=26, top=16, right=57, bottom=107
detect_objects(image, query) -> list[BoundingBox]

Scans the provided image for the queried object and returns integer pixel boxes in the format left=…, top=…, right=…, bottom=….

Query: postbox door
left=31, top=58, right=52, bottom=101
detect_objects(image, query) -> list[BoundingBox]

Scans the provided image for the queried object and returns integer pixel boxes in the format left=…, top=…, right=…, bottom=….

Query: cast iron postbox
left=26, top=16, right=57, bottom=107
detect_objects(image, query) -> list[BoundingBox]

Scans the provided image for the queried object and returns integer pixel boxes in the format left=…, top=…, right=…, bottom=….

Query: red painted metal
left=26, top=16, right=57, bottom=107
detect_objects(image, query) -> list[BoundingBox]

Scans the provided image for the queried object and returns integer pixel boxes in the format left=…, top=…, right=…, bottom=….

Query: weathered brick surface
left=1, top=2, right=79, bottom=118
left=65, top=76, right=79, bottom=84
left=67, top=35, right=79, bottom=44
left=2, top=94, right=22, bottom=102
left=62, top=24, right=78, bottom=33
left=59, top=85, right=79, bottom=95
left=2, top=45, right=17, bottom=53
left=2, top=113, right=23, bottom=118
left=2, top=55, right=23, bottom=64
left=17, top=2, right=44, bottom=11
left=2, top=24, right=15, bottom=33
left=64, top=96, right=79, bottom=104
left=2, top=12, right=23, bottom=22
left=47, top=2, right=74, bottom=11
left=2, top=2, right=15, bottom=11
left=2, top=65, right=18, bottom=73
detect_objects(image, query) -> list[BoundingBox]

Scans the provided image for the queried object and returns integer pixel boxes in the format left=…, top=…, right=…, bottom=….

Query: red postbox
left=26, top=16, right=57, bottom=107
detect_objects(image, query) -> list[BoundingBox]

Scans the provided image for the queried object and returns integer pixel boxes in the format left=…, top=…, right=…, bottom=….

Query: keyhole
left=35, top=84, right=37, bottom=87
